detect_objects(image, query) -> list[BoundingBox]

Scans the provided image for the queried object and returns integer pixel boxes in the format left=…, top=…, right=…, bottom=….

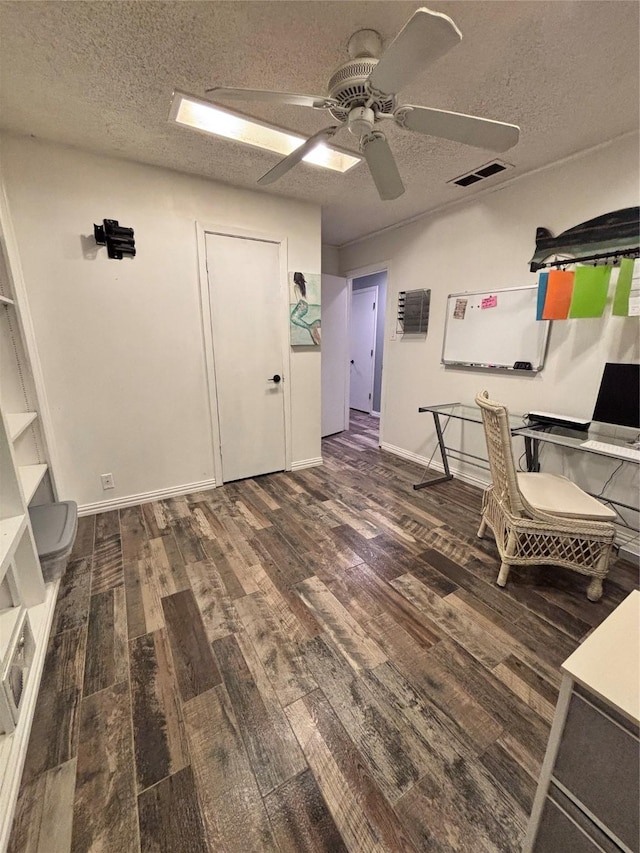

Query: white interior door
left=205, top=232, right=286, bottom=482
left=350, top=286, right=377, bottom=413
left=321, top=274, right=349, bottom=437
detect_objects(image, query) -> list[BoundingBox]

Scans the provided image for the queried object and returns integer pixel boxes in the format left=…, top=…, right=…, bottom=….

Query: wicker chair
left=475, top=391, right=616, bottom=601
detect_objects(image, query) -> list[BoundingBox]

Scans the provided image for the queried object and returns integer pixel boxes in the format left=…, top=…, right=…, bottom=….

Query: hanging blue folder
left=536, top=272, right=549, bottom=320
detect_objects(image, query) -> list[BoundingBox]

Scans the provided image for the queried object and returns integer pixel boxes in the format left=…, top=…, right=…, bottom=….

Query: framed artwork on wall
left=289, top=271, right=321, bottom=346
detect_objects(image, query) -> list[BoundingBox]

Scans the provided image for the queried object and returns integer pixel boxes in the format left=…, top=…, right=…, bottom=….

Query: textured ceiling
left=0, top=1, right=638, bottom=245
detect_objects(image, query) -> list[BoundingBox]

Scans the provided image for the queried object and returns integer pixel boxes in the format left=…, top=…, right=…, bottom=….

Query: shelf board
left=5, top=413, right=38, bottom=443
left=0, top=295, right=14, bottom=306
left=0, top=516, right=26, bottom=578
left=17, top=464, right=47, bottom=505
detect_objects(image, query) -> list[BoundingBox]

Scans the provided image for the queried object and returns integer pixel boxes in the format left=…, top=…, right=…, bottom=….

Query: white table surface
left=562, top=589, right=639, bottom=726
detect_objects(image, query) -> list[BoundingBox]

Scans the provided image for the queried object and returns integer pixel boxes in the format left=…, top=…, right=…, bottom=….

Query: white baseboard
left=380, top=442, right=490, bottom=490
left=291, top=457, right=323, bottom=471
left=379, top=441, right=430, bottom=468
left=370, top=411, right=381, bottom=419
left=78, top=478, right=217, bottom=516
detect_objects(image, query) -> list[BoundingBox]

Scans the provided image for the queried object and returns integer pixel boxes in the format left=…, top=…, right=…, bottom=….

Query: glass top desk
left=512, top=422, right=640, bottom=465
left=511, top=422, right=640, bottom=517
left=416, top=402, right=640, bottom=522
left=414, top=403, right=526, bottom=489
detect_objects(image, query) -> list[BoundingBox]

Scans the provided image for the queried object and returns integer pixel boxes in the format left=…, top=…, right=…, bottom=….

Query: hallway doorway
left=349, top=269, right=387, bottom=440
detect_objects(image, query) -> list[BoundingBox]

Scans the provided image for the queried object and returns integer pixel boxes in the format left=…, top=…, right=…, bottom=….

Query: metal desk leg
left=525, top=436, right=540, bottom=472
left=413, top=412, right=454, bottom=490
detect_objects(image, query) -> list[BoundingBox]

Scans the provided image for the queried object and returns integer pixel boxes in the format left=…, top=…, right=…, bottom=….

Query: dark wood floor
left=9, top=411, right=638, bottom=852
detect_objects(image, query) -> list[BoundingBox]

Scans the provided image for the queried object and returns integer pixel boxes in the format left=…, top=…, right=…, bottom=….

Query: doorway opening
left=349, top=270, right=387, bottom=439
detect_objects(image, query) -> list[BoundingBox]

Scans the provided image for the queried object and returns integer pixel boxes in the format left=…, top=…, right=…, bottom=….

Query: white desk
left=524, top=591, right=640, bottom=852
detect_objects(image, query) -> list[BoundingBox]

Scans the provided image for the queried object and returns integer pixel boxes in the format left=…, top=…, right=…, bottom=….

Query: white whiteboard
left=442, top=285, right=549, bottom=371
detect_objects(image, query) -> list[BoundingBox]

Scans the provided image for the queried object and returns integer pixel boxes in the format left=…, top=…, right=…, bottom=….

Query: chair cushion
left=517, top=472, right=616, bottom=521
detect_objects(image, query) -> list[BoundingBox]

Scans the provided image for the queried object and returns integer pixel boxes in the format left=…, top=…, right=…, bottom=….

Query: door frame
left=349, top=284, right=378, bottom=414
left=196, top=221, right=292, bottom=486
left=345, top=260, right=391, bottom=433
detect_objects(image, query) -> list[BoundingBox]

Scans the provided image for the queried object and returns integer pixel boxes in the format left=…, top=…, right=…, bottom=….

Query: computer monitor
left=592, top=363, right=640, bottom=429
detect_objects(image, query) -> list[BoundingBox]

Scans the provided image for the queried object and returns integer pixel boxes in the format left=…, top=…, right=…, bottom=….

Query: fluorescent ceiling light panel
left=169, top=91, right=361, bottom=174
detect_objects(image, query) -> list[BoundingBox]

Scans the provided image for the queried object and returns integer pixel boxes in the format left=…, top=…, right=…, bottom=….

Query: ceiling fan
left=205, top=7, right=520, bottom=201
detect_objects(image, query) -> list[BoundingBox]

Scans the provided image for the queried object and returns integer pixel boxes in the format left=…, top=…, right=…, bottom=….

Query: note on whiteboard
left=453, top=298, right=467, bottom=319
left=481, top=294, right=498, bottom=309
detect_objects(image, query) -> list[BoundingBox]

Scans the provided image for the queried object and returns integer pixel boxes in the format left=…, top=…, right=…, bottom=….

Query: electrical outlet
left=101, top=473, right=115, bottom=490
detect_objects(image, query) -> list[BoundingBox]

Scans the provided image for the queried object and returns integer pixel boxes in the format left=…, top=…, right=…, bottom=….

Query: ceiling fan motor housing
left=347, top=106, right=375, bottom=137
left=327, top=58, right=396, bottom=123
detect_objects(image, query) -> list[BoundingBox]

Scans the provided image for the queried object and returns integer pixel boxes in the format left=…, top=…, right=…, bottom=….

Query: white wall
left=1, top=135, right=322, bottom=509
left=340, top=133, right=640, bottom=530
left=321, top=244, right=340, bottom=276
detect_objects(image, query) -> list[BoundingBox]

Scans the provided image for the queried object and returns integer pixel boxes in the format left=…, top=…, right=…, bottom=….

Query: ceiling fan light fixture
left=169, top=91, right=361, bottom=174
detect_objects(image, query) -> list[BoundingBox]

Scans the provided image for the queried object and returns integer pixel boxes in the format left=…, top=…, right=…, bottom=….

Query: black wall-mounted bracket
left=94, top=219, right=136, bottom=259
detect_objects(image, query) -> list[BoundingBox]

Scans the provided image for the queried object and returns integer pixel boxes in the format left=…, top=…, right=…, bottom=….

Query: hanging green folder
left=612, top=258, right=634, bottom=316
left=568, top=265, right=611, bottom=318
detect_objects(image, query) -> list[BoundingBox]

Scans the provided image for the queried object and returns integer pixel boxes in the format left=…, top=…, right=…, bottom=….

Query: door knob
left=268, top=374, right=282, bottom=383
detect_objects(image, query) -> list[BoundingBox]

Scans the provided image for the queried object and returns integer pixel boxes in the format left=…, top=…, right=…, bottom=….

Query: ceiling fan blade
left=396, top=105, right=520, bottom=152
left=368, top=8, right=462, bottom=96
left=258, top=125, right=341, bottom=185
left=361, top=134, right=405, bottom=201
left=205, top=87, right=336, bottom=110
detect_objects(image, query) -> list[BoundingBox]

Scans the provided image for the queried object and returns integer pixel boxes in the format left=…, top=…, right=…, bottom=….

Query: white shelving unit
left=0, top=186, right=59, bottom=850
left=0, top=585, right=57, bottom=848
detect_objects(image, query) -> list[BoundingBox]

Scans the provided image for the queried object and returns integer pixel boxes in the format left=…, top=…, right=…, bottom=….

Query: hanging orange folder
left=542, top=270, right=574, bottom=320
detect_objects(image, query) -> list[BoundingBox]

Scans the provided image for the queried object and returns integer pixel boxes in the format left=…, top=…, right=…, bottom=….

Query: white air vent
left=448, top=160, right=513, bottom=188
